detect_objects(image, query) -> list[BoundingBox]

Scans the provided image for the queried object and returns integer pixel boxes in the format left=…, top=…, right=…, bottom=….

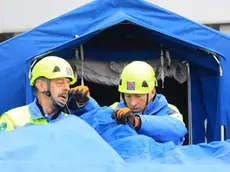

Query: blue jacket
left=116, top=94, right=187, bottom=145
left=68, top=95, right=187, bottom=145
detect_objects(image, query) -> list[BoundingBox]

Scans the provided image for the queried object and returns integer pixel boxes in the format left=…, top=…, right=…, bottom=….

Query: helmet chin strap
left=142, top=94, right=149, bottom=114
left=143, top=92, right=157, bottom=114
left=42, top=80, right=65, bottom=109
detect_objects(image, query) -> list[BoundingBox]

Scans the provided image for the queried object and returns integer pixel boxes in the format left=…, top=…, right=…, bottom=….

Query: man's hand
left=69, top=86, right=90, bottom=106
left=112, top=107, right=141, bottom=130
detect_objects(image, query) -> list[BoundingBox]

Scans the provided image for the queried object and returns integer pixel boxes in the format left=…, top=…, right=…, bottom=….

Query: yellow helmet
left=30, top=56, right=76, bottom=86
left=118, top=61, right=157, bottom=94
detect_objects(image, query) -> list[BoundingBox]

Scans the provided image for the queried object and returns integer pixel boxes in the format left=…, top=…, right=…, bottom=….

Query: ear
left=151, top=88, right=156, bottom=95
left=35, top=79, right=47, bottom=93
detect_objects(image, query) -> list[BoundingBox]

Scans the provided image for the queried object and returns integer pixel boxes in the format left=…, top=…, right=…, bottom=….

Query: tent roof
left=2, top=0, right=230, bottom=59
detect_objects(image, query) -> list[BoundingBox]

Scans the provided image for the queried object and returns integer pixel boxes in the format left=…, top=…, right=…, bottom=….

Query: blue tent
left=0, top=0, right=230, bottom=144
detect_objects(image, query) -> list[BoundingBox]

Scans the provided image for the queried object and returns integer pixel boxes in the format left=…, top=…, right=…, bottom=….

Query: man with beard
left=0, top=56, right=78, bottom=131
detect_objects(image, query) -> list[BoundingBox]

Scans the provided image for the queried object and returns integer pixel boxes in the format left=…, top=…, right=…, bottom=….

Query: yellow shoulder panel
left=0, top=105, right=31, bottom=131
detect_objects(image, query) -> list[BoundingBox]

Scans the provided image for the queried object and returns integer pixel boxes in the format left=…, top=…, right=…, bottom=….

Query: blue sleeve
left=138, top=115, right=187, bottom=145
left=69, top=97, right=100, bottom=117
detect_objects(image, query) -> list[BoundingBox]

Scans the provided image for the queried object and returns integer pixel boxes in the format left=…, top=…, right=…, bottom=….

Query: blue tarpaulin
left=0, top=116, right=230, bottom=172
left=80, top=105, right=230, bottom=163
left=0, top=0, right=230, bottom=144
left=0, top=116, right=126, bottom=172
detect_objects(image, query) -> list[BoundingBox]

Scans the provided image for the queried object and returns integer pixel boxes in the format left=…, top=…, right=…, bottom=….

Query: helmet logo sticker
left=127, top=81, right=135, bottom=90
left=66, top=67, right=72, bottom=76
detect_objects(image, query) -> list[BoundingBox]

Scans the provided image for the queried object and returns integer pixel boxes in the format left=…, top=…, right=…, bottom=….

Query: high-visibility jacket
left=110, top=94, right=187, bottom=145
left=0, top=99, right=67, bottom=131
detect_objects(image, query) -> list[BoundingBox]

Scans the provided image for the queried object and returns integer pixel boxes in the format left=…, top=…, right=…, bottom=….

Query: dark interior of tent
left=47, top=21, right=220, bottom=144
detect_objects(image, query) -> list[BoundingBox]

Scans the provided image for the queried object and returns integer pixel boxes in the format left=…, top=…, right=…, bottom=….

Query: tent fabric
left=0, top=0, right=230, bottom=144
left=1, top=113, right=230, bottom=172
left=70, top=58, right=187, bottom=86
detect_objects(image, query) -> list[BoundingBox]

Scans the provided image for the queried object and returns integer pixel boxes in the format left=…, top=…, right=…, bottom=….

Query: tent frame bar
left=221, top=125, right=225, bottom=141
left=183, top=61, right=193, bottom=144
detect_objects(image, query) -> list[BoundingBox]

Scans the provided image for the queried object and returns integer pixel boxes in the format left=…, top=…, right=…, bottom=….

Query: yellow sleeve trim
left=168, top=103, right=185, bottom=125
left=110, top=102, right=119, bottom=110
left=0, top=106, right=31, bottom=131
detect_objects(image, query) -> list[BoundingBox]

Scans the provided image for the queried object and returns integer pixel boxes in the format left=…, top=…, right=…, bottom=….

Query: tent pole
left=220, top=126, right=225, bottom=141
left=80, top=45, right=84, bottom=86
left=184, top=61, right=193, bottom=144
left=212, top=55, right=224, bottom=141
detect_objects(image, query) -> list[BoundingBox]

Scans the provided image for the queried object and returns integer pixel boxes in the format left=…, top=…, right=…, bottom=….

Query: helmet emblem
left=127, top=81, right=135, bottom=90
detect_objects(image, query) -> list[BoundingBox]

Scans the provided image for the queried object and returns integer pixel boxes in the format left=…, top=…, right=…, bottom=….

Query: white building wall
left=0, top=0, right=92, bottom=33
left=0, top=0, right=230, bottom=34
left=148, top=0, right=230, bottom=24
